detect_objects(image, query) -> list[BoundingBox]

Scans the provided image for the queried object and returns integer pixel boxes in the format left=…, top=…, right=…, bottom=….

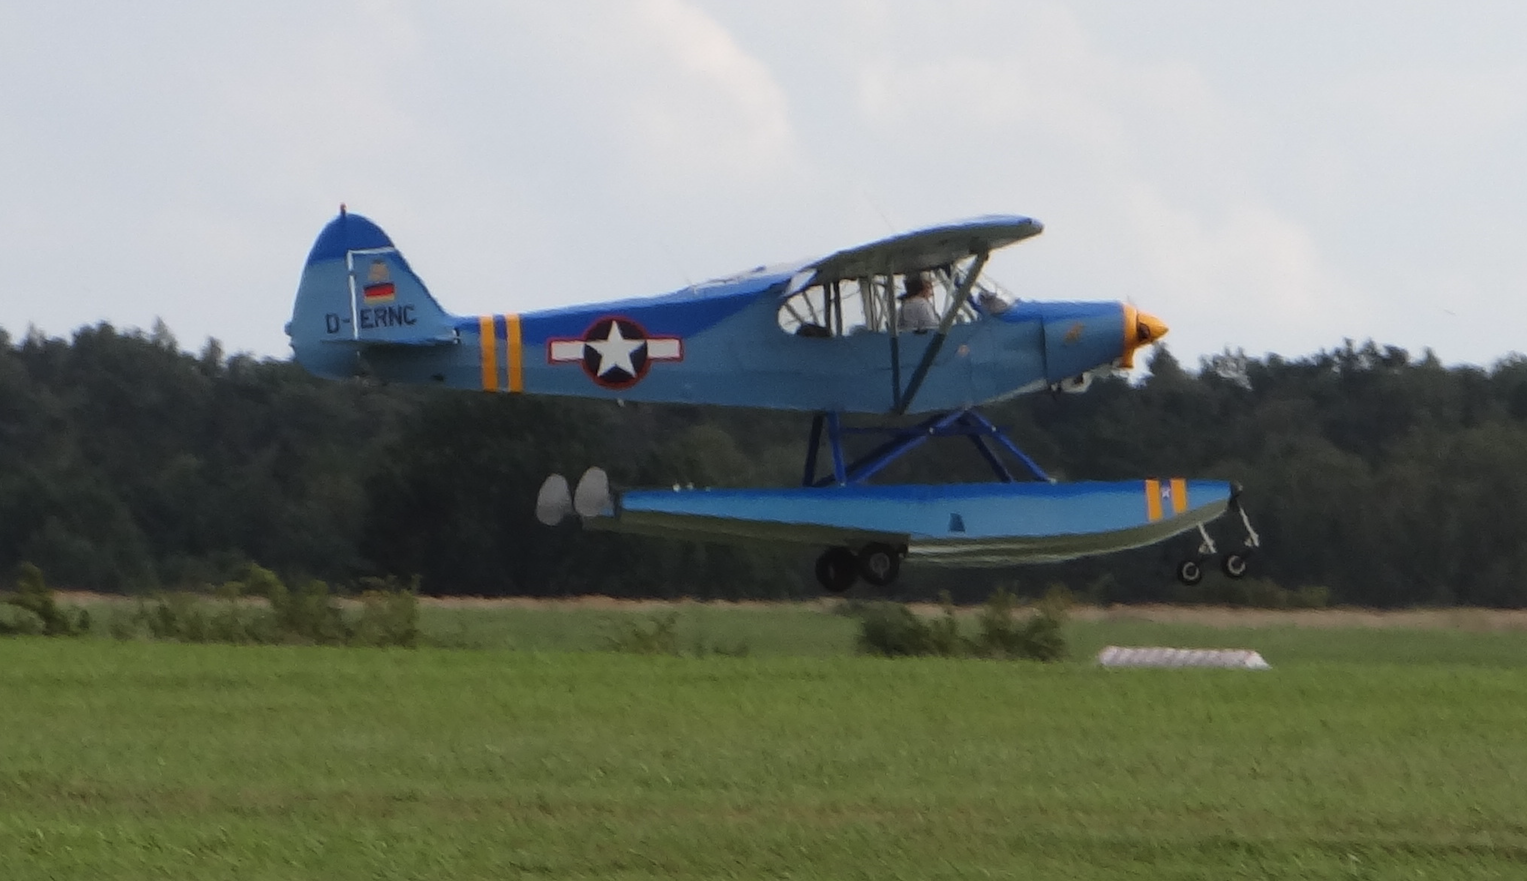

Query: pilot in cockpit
left=897, top=273, right=939, bottom=332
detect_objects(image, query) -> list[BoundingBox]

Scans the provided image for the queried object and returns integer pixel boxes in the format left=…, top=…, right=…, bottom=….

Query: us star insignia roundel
left=547, top=317, right=683, bottom=390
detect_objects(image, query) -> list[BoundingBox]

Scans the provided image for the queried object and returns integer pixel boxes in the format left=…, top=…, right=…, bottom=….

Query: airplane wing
left=800, top=215, right=1042, bottom=288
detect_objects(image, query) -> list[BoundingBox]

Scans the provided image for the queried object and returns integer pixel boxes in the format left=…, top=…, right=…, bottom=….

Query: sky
left=3, top=1, right=1526, bottom=369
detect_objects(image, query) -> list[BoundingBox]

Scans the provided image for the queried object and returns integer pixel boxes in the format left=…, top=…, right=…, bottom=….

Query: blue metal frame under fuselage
left=802, top=408, right=1051, bottom=487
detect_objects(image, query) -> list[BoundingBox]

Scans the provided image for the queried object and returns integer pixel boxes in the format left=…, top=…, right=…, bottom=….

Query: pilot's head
left=902, top=273, right=931, bottom=298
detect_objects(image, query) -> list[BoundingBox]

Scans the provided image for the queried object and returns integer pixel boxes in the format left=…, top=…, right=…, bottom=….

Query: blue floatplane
left=288, top=209, right=1258, bottom=591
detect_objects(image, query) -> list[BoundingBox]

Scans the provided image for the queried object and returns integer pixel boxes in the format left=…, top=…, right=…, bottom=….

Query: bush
left=854, top=596, right=965, bottom=658
left=267, top=576, right=350, bottom=644
left=130, top=584, right=272, bottom=644
left=1, top=563, right=88, bottom=637
left=1082, top=572, right=1122, bottom=605
left=1293, top=585, right=1331, bottom=609
left=110, top=565, right=419, bottom=648
left=972, top=587, right=1067, bottom=662
left=855, top=602, right=939, bottom=657
left=0, top=604, right=44, bottom=636
left=854, top=589, right=1068, bottom=662
left=1171, top=574, right=1322, bottom=610
left=352, top=577, right=421, bottom=648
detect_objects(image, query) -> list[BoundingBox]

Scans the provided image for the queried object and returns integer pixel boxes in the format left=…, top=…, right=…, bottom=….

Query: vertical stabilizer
left=287, top=210, right=455, bottom=378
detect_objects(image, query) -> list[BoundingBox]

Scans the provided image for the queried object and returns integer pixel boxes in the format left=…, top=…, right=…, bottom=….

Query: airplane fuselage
left=290, top=212, right=1144, bottom=414
left=353, top=295, right=1126, bottom=414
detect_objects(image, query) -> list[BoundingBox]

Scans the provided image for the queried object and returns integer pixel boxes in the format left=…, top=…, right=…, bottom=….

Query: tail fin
left=287, top=209, right=456, bottom=379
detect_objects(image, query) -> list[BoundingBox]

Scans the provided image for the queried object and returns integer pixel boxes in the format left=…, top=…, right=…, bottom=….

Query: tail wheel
left=1221, top=553, right=1249, bottom=579
left=1176, top=559, right=1204, bottom=586
left=857, top=542, right=902, bottom=587
left=815, top=546, right=859, bottom=593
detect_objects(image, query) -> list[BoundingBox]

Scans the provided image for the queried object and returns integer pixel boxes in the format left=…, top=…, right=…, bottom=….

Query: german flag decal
left=362, top=259, right=396, bottom=303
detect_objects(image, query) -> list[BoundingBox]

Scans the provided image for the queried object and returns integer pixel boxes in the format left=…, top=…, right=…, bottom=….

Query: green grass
left=419, top=602, right=859, bottom=655
left=4, top=631, right=1527, bottom=879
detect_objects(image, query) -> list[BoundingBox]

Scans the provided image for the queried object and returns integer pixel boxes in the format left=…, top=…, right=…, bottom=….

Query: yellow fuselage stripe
left=506, top=314, right=523, bottom=392
left=1170, top=478, right=1187, bottom=515
left=479, top=315, right=498, bottom=392
left=1145, top=478, right=1162, bottom=522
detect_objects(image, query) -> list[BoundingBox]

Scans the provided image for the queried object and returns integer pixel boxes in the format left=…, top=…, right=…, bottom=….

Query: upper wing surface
left=802, top=215, right=1042, bottom=286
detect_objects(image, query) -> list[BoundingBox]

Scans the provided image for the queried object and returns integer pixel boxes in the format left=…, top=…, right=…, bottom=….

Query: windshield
left=973, top=279, right=1017, bottom=315
left=777, top=270, right=1015, bottom=338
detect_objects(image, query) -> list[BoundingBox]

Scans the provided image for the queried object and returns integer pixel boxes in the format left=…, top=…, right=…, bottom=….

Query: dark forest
left=5, top=321, right=1527, bottom=607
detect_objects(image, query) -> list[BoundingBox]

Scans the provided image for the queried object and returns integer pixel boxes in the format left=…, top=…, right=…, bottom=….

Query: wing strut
left=893, top=250, right=989, bottom=415
left=886, top=276, right=903, bottom=411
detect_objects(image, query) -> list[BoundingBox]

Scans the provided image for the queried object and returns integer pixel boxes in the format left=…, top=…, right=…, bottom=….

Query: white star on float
left=585, top=321, right=646, bottom=377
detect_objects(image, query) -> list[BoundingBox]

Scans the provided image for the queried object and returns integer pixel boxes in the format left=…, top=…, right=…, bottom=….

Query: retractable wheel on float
left=815, top=546, right=859, bottom=593
left=856, top=542, right=903, bottom=587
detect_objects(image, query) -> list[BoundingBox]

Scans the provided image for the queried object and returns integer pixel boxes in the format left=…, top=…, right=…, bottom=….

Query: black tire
left=1177, top=559, right=1204, bottom=586
left=815, top=546, right=859, bottom=593
left=857, top=542, right=902, bottom=587
left=1221, top=553, right=1249, bottom=579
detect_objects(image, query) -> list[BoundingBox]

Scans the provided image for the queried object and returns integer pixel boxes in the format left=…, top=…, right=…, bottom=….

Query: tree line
left=3, top=321, right=1527, bottom=607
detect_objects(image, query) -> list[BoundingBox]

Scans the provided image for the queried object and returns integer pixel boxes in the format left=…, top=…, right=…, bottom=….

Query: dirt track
left=415, top=595, right=1527, bottom=630
left=1068, top=603, right=1527, bottom=632
left=366, top=595, right=1527, bottom=629
left=47, top=592, right=1527, bottom=632
left=372, top=595, right=1527, bottom=632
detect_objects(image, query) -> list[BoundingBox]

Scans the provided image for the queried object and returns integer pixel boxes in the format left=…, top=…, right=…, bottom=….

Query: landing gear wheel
left=815, top=546, right=859, bottom=593
left=1176, top=559, right=1204, bottom=586
left=856, top=542, right=902, bottom=587
left=1221, top=552, right=1249, bottom=579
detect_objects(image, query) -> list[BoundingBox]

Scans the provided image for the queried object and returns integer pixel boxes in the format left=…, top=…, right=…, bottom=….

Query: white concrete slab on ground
left=1096, top=646, right=1271, bottom=669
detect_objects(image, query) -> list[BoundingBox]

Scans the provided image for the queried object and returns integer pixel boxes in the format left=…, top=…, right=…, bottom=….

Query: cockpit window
left=778, top=272, right=999, bottom=338
left=973, top=279, right=1017, bottom=315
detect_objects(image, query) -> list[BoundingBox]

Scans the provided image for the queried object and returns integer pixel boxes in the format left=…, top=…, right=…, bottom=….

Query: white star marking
left=585, top=321, right=646, bottom=378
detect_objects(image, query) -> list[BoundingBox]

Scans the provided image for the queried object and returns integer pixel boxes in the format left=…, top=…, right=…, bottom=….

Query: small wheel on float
left=1176, top=558, right=1204, bottom=586
left=856, top=542, right=902, bottom=587
left=1221, top=552, right=1249, bottom=579
left=815, top=546, right=859, bottom=593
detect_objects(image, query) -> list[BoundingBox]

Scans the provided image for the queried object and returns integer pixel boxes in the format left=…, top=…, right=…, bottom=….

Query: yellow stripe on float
left=506, top=314, right=523, bottom=392
left=479, top=315, right=498, bottom=391
left=1170, top=478, right=1187, bottom=516
left=1145, top=478, right=1162, bottom=522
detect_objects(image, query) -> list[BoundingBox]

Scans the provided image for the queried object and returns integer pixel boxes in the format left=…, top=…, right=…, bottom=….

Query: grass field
left=4, top=603, right=1527, bottom=878
left=413, top=598, right=1527, bottom=667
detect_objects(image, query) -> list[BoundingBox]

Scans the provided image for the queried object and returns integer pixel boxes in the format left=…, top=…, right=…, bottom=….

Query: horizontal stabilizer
left=536, top=474, right=572, bottom=526
left=320, top=335, right=457, bottom=348
left=574, top=467, right=614, bottom=518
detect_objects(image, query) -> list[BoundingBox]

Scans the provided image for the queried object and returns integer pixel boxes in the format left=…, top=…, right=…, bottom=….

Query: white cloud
left=471, top=0, right=798, bottom=192
left=621, top=0, right=797, bottom=180
left=5, top=1, right=1527, bottom=365
left=1122, top=184, right=1365, bottom=358
left=1326, top=64, right=1527, bottom=140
